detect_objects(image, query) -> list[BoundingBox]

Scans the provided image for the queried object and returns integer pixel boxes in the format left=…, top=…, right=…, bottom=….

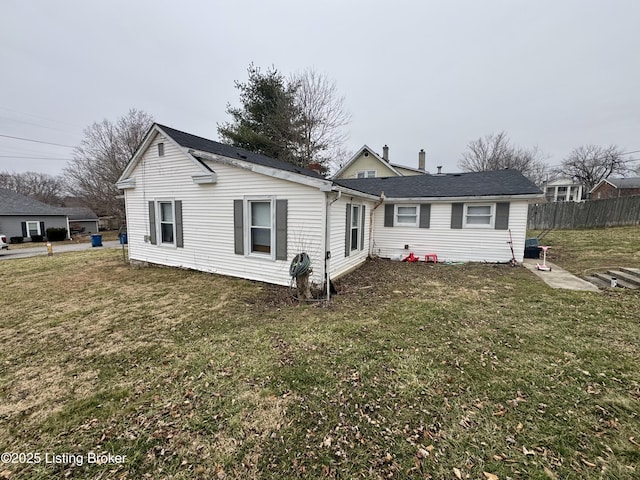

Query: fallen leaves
left=483, top=472, right=499, bottom=480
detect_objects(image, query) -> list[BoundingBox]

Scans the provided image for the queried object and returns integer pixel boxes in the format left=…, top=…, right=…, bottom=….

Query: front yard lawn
left=1, top=229, right=639, bottom=479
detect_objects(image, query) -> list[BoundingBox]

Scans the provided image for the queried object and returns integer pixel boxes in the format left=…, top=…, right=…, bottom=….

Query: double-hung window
left=395, top=205, right=418, bottom=227
left=351, top=204, right=361, bottom=251
left=464, top=204, right=493, bottom=228
left=249, top=200, right=273, bottom=255
left=148, top=200, right=183, bottom=247
left=159, top=201, right=175, bottom=244
left=356, top=170, right=376, bottom=178
left=27, top=221, right=40, bottom=237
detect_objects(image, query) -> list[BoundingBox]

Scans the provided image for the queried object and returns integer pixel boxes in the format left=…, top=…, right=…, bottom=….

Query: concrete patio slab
left=522, top=258, right=600, bottom=292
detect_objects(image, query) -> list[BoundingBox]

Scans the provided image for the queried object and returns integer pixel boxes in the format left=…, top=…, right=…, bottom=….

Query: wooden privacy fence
left=528, top=195, right=640, bottom=230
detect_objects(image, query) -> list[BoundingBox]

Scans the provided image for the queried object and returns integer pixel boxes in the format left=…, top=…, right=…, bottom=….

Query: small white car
left=0, top=234, right=8, bottom=249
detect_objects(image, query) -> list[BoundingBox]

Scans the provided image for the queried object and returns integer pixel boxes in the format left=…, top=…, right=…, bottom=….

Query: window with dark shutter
left=451, top=203, right=463, bottom=229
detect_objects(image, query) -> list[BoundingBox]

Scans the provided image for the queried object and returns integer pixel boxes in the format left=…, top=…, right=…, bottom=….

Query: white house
left=543, top=177, right=585, bottom=202
left=117, top=124, right=543, bottom=291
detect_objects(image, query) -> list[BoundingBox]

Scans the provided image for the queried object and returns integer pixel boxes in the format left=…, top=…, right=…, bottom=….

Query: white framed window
left=245, top=197, right=275, bottom=258
left=395, top=205, right=418, bottom=227
left=350, top=204, right=361, bottom=251
left=158, top=201, right=176, bottom=245
left=356, top=170, right=376, bottom=178
left=464, top=204, right=493, bottom=228
left=26, top=221, right=41, bottom=237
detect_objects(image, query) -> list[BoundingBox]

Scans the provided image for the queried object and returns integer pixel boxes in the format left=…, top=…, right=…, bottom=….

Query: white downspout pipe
left=325, top=191, right=342, bottom=300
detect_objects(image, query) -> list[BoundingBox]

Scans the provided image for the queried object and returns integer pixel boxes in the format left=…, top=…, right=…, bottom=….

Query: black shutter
left=148, top=201, right=157, bottom=245
left=344, top=203, right=352, bottom=257
left=419, top=204, right=431, bottom=228
left=495, top=202, right=510, bottom=230
left=40, top=221, right=45, bottom=236
left=451, top=203, right=463, bottom=229
left=233, top=200, right=244, bottom=255
left=360, top=205, right=366, bottom=251
left=275, top=199, right=288, bottom=260
left=21, top=222, right=27, bottom=237
left=175, top=200, right=184, bottom=247
left=384, top=204, right=394, bottom=227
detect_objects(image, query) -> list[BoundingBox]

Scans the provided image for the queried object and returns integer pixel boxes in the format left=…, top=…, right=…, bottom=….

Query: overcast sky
left=2, top=0, right=639, bottom=177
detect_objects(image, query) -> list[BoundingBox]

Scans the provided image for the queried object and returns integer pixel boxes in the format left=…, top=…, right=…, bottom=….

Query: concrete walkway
left=522, top=258, right=600, bottom=292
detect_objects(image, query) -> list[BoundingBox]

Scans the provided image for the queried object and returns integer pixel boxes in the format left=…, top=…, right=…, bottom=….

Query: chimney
left=418, top=149, right=426, bottom=171
left=382, top=144, right=389, bottom=161
left=437, top=166, right=442, bottom=175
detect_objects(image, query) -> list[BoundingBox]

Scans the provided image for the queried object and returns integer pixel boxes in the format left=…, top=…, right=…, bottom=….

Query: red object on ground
left=402, top=252, right=420, bottom=262
left=424, top=253, right=438, bottom=263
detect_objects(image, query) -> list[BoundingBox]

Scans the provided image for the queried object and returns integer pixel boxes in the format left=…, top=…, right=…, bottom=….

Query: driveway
left=0, top=241, right=124, bottom=260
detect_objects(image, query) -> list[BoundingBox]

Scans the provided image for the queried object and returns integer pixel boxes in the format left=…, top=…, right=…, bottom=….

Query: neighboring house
left=543, top=177, right=585, bottom=202
left=590, top=177, right=640, bottom=199
left=64, top=208, right=100, bottom=235
left=117, top=124, right=543, bottom=289
left=332, top=144, right=428, bottom=179
left=0, top=188, right=71, bottom=241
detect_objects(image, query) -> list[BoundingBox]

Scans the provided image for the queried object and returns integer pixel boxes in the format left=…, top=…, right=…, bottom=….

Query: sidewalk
left=0, top=240, right=124, bottom=260
left=522, top=258, right=600, bottom=292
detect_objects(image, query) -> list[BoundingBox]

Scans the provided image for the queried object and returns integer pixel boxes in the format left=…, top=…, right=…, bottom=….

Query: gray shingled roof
left=605, top=177, right=640, bottom=189
left=335, top=170, right=542, bottom=198
left=63, top=208, right=99, bottom=220
left=0, top=188, right=69, bottom=215
left=157, top=124, right=326, bottom=180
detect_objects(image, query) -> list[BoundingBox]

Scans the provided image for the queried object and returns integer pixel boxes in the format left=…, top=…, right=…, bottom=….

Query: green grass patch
left=1, top=228, right=639, bottom=479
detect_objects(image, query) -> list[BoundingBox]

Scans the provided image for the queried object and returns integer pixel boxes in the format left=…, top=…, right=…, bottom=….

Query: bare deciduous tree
left=65, top=108, right=153, bottom=219
left=555, top=144, right=627, bottom=191
left=458, top=131, right=548, bottom=185
left=291, top=69, right=351, bottom=173
left=0, top=170, right=66, bottom=205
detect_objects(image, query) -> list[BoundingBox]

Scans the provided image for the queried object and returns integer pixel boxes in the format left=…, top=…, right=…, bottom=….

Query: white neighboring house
left=117, top=124, right=543, bottom=288
left=543, top=177, right=585, bottom=202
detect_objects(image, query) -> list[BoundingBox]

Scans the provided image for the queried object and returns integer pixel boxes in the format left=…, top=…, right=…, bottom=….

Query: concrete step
left=619, top=267, right=640, bottom=280
left=607, top=269, right=640, bottom=287
left=585, top=275, right=612, bottom=289
left=593, top=271, right=639, bottom=289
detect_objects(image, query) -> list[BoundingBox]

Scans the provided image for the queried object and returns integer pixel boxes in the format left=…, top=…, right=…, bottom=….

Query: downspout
left=369, top=191, right=385, bottom=256
left=325, top=191, right=342, bottom=300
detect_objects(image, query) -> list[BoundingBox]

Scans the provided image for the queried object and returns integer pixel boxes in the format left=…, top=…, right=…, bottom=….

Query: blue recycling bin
left=91, top=234, right=103, bottom=247
left=119, top=233, right=128, bottom=244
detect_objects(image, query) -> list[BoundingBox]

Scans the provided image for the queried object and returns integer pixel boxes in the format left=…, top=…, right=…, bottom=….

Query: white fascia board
left=116, top=178, right=136, bottom=189
left=331, top=185, right=380, bottom=201
left=192, top=173, right=218, bottom=184
left=383, top=193, right=545, bottom=203
left=188, top=149, right=333, bottom=191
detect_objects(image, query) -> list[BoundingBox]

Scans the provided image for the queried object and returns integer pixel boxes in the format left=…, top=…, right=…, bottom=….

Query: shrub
left=46, top=227, right=68, bottom=242
left=10, top=236, right=23, bottom=244
left=31, top=235, right=44, bottom=242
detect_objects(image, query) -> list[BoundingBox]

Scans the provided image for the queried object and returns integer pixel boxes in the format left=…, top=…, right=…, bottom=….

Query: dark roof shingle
left=335, top=170, right=542, bottom=198
left=157, top=124, right=326, bottom=180
left=0, top=188, right=69, bottom=215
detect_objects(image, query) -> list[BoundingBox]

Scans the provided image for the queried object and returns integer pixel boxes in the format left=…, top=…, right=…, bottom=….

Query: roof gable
left=332, top=145, right=402, bottom=178
left=118, top=124, right=328, bottom=188
left=335, top=170, right=543, bottom=199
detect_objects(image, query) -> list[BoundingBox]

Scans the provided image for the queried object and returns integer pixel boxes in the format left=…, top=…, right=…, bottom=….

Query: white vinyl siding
left=371, top=201, right=529, bottom=263
left=122, top=133, right=327, bottom=286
